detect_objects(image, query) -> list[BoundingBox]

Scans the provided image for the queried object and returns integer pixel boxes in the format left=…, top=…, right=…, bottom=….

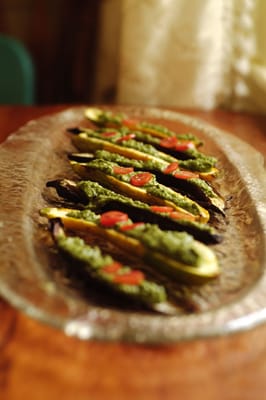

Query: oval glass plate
left=0, top=106, right=265, bottom=344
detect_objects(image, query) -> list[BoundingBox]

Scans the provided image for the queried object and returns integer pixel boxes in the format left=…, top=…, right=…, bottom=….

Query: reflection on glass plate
left=0, top=106, right=265, bottom=343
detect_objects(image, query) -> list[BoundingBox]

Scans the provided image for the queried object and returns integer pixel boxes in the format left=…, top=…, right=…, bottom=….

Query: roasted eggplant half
left=40, top=208, right=220, bottom=284
left=69, top=151, right=225, bottom=214
left=69, top=159, right=210, bottom=223
left=46, top=179, right=222, bottom=244
left=68, top=127, right=218, bottom=180
left=84, top=107, right=202, bottom=146
left=49, top=219, right=172, bottom=312
left=83, top=108, right=218, bottom=162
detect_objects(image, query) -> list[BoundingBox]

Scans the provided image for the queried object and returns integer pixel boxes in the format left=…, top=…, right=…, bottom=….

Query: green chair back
left=0, top=35, right=35, bottom=104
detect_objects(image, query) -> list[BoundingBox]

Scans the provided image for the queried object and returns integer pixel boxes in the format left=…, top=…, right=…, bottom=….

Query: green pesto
left=56, top=233, right=167, bottom=304
left=67, top=209, right=100, bottom=224
left=119, top=139, right=174, bottom=162
left=94, top=149, right=167, bottom=171
left=185, top=148, right=217, bottom=165
left=133, top=131, right=160, bottom=145
left=78, top=180, right=151, bottom=210
left=136, top=122, right=202, bottom=146
left=95, top=111, right=124, bottom=126
left=132, top=130, right=203, bottom=148
left=146, top=185, right=201, bottom=215
left=57, top=235, right=112, bottom=268
left=124, top=224, right=199, bottom=266
left=83, top=129, right=122, bottom=141
left=190, top=178, right=217, bottom=198
left=175, top=133, right=202, bottom=146
left=85, top=159, right=116, bottom=176
left=178, top=158, right=215, bottom=172
left=139, top=121, right=176, bottom=135
left=85, top=159, right=202, bottom=216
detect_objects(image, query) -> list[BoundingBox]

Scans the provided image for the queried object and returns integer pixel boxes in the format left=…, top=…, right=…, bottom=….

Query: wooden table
left=0, top=105, right=266, bottom=400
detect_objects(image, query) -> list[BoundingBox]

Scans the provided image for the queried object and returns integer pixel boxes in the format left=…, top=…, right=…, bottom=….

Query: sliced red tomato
left=150, top=205, right=174, bottom=213
left=114, top=270, right=145, bottom=285
left=102, top=262, right=122, bottom=273
left=120, top=222, right=145, bottom=231
left=130, top=172, right=152, bottom=187
left=169, top=211, right=196, bottom=221
left=159, top=136, right=178, bottom=149
left=174, top=171, right=199, bottom=180
left=175, top=141, right=194, bottom=151
left=163, top=162, right=179, bottom=174
left=116, top=133, right=136, bottom=142
left=122, top=118, right=138, bottom=128
left=101, top=131, right=117, bottom=137
left=113, top=166, right=134, bottom=175
left=100, top=211, right=129, bottom=227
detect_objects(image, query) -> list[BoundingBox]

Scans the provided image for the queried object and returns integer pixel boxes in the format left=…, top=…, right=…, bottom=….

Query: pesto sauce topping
left=178, top=158, right=215, bottom=172
left=94, top=149, right=165, bottom=171
left=190, top=178, right=217, bottom=198
left=96, top=111, right=124, bottom=126
left=175, top=133, right=202, bottom=145
left=119, top=139, right=174, bottom=162
left=78, top=180, right=151, bottom=210
left=185, top=148, right=217, bottom=165
left=125, top=224, right=199, bottom=266
left=139, top=121, right=175, bottom=135
left=57, top=235, right=112, bottom=268
left=67, top=209, right=100, bottom=224
left=136, top=127, right=202, bottom=147
left=146, top=185, right=201, bottom=215
left=134, top=131, right=160, bottom=145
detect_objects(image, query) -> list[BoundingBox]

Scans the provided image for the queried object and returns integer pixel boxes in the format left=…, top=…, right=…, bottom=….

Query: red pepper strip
left=122, top=118, right=138, bottom=128
left=163, top=162, right=179, bottom=174
left=113, top=166, right=134, bottom=175
left=101, top=131, right=117, bottom=137
left=174, top=171, right=199, bottom=180
left=170, top=211, right=196, bottom=221
left=159, top=136, right=178, bottom=148
left=114, top=270, right=145, bottom=285
left=100, top=211, right=129, bottom=227
left=130, top=172, right=152, bottom=187
left=120, top=222, right=145, bottom=231
left=102, top=262, right=122, bottom=273
left=150, top=205, right=174, bottom=213
left=116, top=133, right=136, bottom=142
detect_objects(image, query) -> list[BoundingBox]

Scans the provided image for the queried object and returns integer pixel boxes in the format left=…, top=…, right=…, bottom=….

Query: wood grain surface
left=0, top=105, right=265, bottom=400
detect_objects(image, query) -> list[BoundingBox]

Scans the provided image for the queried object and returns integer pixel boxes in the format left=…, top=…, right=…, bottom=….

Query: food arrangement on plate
left=0, top=105, right=265, bottom=341
left=40, top=107, right=228, bottom=315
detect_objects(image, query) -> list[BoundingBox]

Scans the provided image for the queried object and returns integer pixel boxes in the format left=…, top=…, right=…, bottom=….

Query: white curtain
left=94, top=0, right=266, bottom=113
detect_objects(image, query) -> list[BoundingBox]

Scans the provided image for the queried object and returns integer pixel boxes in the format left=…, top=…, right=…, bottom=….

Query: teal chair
left=0, top=35, right=35, bottom=104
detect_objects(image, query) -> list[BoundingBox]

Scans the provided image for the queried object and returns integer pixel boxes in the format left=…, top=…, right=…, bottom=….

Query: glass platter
left=0, top=106, right=265, bottom=344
